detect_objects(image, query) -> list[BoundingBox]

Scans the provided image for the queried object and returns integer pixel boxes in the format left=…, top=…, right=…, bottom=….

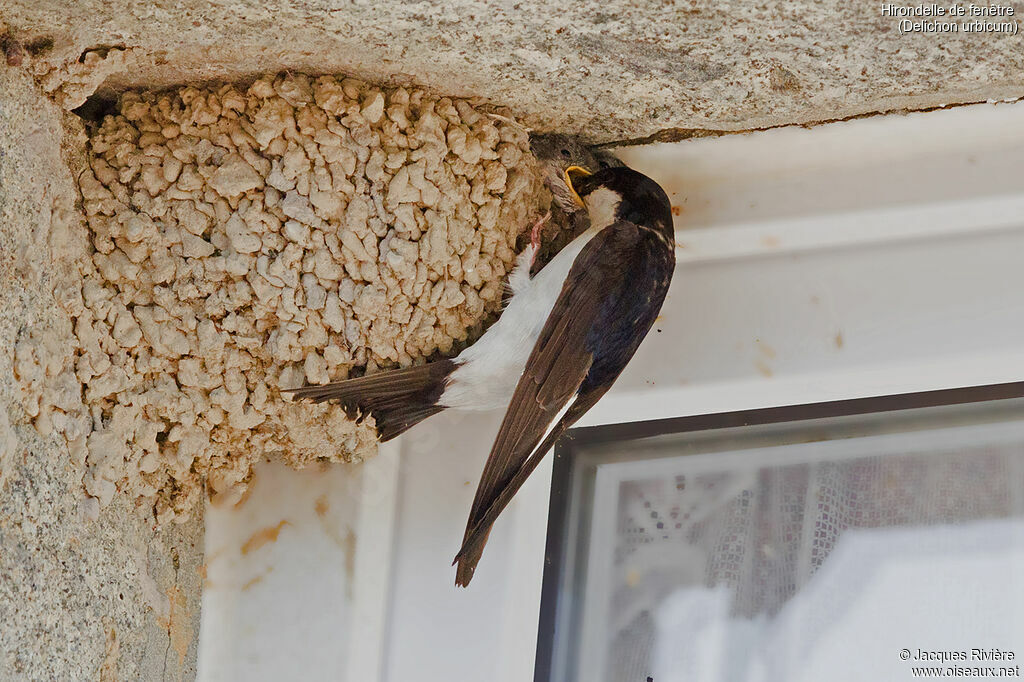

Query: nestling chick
left=528, top=134, right=625, bottom=273
left=530, top=134, right=625, bottom=212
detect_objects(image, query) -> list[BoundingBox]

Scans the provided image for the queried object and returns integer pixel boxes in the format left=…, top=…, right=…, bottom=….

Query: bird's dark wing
left=454, top=220, right=643, bottom=586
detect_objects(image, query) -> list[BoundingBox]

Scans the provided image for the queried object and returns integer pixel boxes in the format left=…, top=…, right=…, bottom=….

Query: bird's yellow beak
left=564, top=166, right=592, bottom=208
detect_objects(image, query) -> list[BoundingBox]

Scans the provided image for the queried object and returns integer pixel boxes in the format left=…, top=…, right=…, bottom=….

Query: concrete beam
left=4, top=1, right=1024, bottom=141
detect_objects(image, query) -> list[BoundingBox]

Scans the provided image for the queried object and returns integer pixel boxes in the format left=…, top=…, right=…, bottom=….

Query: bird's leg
left=529, top=211, right=551, bottom=267
left=508, top=211, right=552, bottom=296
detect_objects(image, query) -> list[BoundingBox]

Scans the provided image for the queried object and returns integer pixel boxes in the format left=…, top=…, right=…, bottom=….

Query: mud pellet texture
left=27, top=73, right=546, bottom=523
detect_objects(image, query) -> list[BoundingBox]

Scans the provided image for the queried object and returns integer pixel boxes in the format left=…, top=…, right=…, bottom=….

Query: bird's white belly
left=439, top=225, right=601, bottom=410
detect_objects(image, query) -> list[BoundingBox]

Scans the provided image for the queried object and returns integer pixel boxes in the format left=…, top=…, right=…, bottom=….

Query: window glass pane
left=544, top=397, right=1024, bottom=682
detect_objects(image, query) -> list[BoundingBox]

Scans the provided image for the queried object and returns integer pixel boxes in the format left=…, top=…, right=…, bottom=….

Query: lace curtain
left=597, top=439, right=1024, bottom=682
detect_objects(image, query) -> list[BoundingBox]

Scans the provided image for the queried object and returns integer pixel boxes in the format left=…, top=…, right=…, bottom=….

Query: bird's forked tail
left=283, top=359, right=456, bottom=441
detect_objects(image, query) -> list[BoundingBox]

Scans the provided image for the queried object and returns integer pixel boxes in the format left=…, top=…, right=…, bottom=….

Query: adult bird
left=453, top=166, right=675, bottom=585
left=286, top=163, right=676, bottom=586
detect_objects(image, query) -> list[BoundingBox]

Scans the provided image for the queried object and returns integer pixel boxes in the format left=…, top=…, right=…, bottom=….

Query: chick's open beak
left=564, top=166, right=592, bottom=208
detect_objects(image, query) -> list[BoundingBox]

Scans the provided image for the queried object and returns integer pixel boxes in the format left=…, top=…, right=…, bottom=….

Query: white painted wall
left=198, top=100, right=1024, bottom=681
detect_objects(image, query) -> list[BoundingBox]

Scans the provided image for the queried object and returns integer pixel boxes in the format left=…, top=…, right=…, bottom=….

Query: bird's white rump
left=439, top=224, right=602, bottom=410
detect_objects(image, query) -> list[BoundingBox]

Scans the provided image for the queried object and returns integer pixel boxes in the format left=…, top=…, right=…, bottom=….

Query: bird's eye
left=560, top=148, right=571, bottom=158
left=599, top=160, right=610, bottom=169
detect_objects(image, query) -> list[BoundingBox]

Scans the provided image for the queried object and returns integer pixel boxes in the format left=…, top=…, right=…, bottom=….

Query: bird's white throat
left=583, top=187, right=622, bottom=229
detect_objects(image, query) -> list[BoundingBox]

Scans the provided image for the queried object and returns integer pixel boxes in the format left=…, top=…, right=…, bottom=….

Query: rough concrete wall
left=0, top=69, right=201, bottom=681
left=5, top=1, right=1024, bottom=141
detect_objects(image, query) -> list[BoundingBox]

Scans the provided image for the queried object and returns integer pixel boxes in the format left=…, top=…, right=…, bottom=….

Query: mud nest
left=15, top=73, right=546, bottom=523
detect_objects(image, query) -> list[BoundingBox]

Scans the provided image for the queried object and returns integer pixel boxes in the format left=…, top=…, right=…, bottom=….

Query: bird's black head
left=566, top=166, right=673, bottom=235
